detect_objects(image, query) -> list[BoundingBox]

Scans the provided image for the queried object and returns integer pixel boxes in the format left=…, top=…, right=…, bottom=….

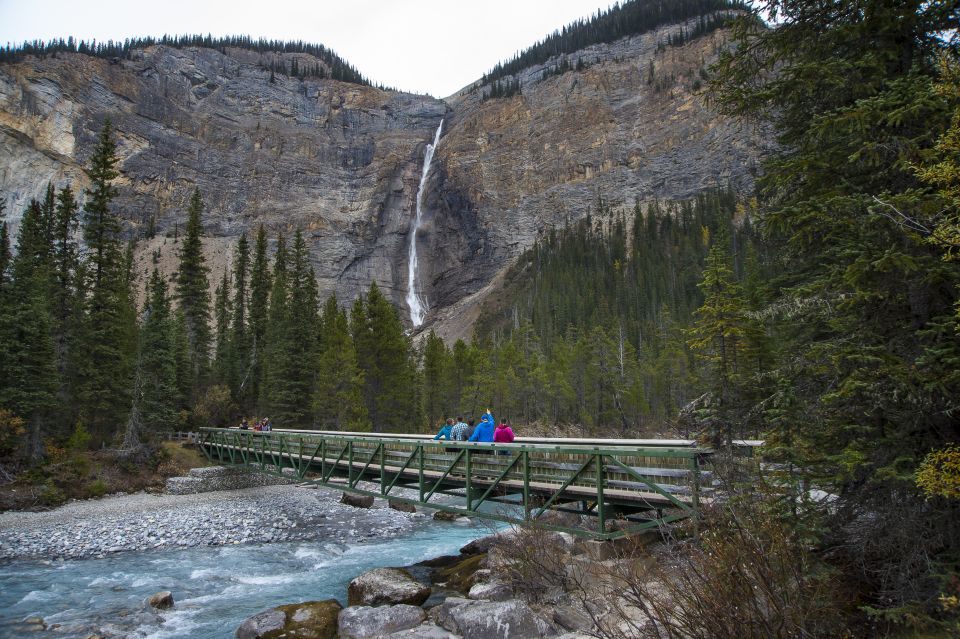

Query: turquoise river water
left=0, top=518, right=491, bottom=638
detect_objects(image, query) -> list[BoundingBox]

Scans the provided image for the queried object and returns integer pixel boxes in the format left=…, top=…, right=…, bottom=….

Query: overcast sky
left=0, top=0, right=618, bottom=97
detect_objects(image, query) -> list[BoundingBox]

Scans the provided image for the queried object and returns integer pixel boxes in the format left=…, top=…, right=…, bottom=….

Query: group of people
left=238, top=417, right=272, bottom=431
left=433, top=410, right=515, bottom=444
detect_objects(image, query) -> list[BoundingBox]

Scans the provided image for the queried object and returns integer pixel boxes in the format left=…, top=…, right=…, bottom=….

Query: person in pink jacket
left=494, top=419, right=515, bottom=444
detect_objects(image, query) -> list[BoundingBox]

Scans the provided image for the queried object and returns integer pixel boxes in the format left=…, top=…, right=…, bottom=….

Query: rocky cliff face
left=0, top=17, right=767, bottom=336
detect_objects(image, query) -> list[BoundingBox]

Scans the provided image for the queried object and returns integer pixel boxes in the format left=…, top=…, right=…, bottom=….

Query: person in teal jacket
left=468, top=411, right=496, bottom=442
left=434, top=418, right=454, bottom=440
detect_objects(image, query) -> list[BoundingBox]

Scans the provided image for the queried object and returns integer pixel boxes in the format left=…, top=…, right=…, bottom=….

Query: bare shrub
left=586, top=501, right=842, bottom=639
left=491, top=525, right=576, bottom=603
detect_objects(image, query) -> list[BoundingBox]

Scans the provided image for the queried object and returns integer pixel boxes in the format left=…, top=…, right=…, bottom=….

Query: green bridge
left=199, top=427, right=714, bottom=540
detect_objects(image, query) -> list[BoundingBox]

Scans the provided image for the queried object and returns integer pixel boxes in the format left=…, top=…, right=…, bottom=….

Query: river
left=0, top=501, right=492, bottom=638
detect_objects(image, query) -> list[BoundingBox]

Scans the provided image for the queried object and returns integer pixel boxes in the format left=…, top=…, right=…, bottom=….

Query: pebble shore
left=0, top=484, right=425, bottom=561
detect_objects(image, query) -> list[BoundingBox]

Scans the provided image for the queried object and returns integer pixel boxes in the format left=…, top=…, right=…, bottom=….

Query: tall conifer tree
left=229, top=233, right=250, bottom=401
left=247, top=225, right=271, bottom=409
left=0, top=200, right=59, bottom=459
left=313, top=294, right=368, bottom=430
left=138, top=269, right=178, bottom=433
left=78, top=120, right=134, bottom=439
left=175, top=189, right=212, bottom=398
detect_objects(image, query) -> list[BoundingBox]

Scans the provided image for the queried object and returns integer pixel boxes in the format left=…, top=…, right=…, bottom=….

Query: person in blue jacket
left=434, top=418, right=454, bottom=440
left=468, top=410, right=496, bottom=442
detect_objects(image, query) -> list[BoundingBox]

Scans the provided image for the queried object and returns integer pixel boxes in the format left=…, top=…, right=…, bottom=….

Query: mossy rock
left=431, top=553, right=487, bottom=593
left=236, top=599, right=341, bottom=639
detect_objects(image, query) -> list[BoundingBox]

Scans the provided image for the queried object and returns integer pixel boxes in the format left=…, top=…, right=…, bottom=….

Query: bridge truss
left=199, top=428, right=710, bottom=540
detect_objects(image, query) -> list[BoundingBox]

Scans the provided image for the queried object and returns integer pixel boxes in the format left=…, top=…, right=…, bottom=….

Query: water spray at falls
left=406, top=120, right=443, bottom=327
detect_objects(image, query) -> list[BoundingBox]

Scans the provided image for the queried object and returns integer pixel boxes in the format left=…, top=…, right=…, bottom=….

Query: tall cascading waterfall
left=406, top=120, right=443, bottom=327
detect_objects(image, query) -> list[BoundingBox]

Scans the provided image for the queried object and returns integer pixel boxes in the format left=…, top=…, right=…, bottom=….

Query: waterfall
left=406, top=120, right=443, bottom=327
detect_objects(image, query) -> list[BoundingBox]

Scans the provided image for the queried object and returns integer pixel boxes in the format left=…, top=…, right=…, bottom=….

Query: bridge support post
left=595, top=453, right=606, bottom=535
left=465, top=450, right=472, bottom=511
left=418, top=446, right=425, bottom=502
left=522, top=451, right=530, bottom=520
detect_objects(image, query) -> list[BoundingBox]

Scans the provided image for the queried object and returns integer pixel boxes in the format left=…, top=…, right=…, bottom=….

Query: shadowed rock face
left=0, top=16, right=767, bottom=334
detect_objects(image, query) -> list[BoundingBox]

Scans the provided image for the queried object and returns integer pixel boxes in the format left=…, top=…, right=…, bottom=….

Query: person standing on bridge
left=494, top=419, right=515, bottom=444
left=468, top=410, right=495, bottom=443
left=433, top=418, right=454, bottom=440
left=451, top=416, right=469, bottom=441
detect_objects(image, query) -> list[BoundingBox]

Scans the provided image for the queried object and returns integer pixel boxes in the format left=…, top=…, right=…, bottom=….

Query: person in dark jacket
left=468, top=411, right=496, bottom=442
left=463, top=419, right=476, bottom=441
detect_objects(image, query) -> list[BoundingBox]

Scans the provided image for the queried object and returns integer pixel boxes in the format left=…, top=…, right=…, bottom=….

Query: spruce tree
left=137, top=269, right=178, bottom=434
left=422, top=330, right=448, bottom=427
left=259, top=234, right=288, bottom=414
left=247, top=225, right=271, bottom=409
left=78, top=120, right=135, bottom=440
left=313, top=294, right=368, bottom=430
left=175, top=189, right=212, bottom=399
left=353, top=282, right=418, bottom=432
left=50, top=185, right=82, bottom=433
left=0, top=220, right=10, bottom=286
left=229, top=233, right=250, bottom=401
left=276, top=230, right=319, bottom=426
left=686, top=235, right=750, bottom=447
left=0, top=198, right=59, bottom=459
left=213, top=268, right=231, bottom=383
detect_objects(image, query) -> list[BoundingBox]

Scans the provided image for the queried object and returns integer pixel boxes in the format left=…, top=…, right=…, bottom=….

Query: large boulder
left=338, top=604, right=426, bottom=639
left=146, top=591, right=174, bottom=610
left=388, top=499, right=417, bottom=513
left=438, top=599, right=558, bottom=639
left=341, top=493, right=375, bottom=508
left=236, top=600, right=342, bottom=639
left=348, top=568, right=431, bottom=607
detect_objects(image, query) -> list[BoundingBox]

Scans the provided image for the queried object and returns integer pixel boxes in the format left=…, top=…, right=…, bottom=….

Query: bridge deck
left=199, top=428, right=711, bottom=540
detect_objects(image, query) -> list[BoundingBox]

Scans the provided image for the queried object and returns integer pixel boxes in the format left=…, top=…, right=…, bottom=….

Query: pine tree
left=421, top=330, right=449, bottom=427
left=259, top=234, right=288, bottom=414
left=247, top=225, right=271, bottom=409
left=313, top=294, right=368, bottom=430
left=686, top=234, right=750, bottom=447
left=0, top=199, right=59, bottom=459
left=137, top=269, right=178, bottom=434
left=353, top=282, right=418, bottom=432
left=78, top=120, right=135, bottom=440
left=50, top=185, right=82, bottom=434
left=0, top=220, right=10, bottom=286
left=275, top=230, right=319, bottom=426
left=175, top=189, right=212, bottom=399
left=229, top=233, right=250, bottom=402
left=212, top=268, right=231, bottom=383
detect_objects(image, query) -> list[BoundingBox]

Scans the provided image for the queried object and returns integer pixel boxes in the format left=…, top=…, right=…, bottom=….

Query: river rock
left=338, top=604, right=426, bottom=639
left=348, top=567, right=431, bottom=607
left=439, top=599, right=558, bottom=639
left=146, top=591, right=174, bottom=609
left=432, top=510, right=460, bottom=521
left=382, top=623, right=459, bottom=638
left=552, top=605, right=594, bottom=632
left=388, top=499, right=417, bottom=513
left=341, top=493, right=375, bottom=509
left=236, top=600, right=341, bottom=639
left=467, top=580, right=512, bottom=601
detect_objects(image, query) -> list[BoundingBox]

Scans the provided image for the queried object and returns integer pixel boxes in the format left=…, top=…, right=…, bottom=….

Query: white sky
left=0, top=0, right=618, bottom=97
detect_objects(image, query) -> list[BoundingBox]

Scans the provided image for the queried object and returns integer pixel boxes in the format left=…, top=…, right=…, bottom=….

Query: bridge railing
left=199, top=427, right=711, bottom=540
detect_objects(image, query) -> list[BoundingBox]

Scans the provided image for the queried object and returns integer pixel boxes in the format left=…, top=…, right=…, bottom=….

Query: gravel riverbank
left=0, top=484, right=427, bottom=561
